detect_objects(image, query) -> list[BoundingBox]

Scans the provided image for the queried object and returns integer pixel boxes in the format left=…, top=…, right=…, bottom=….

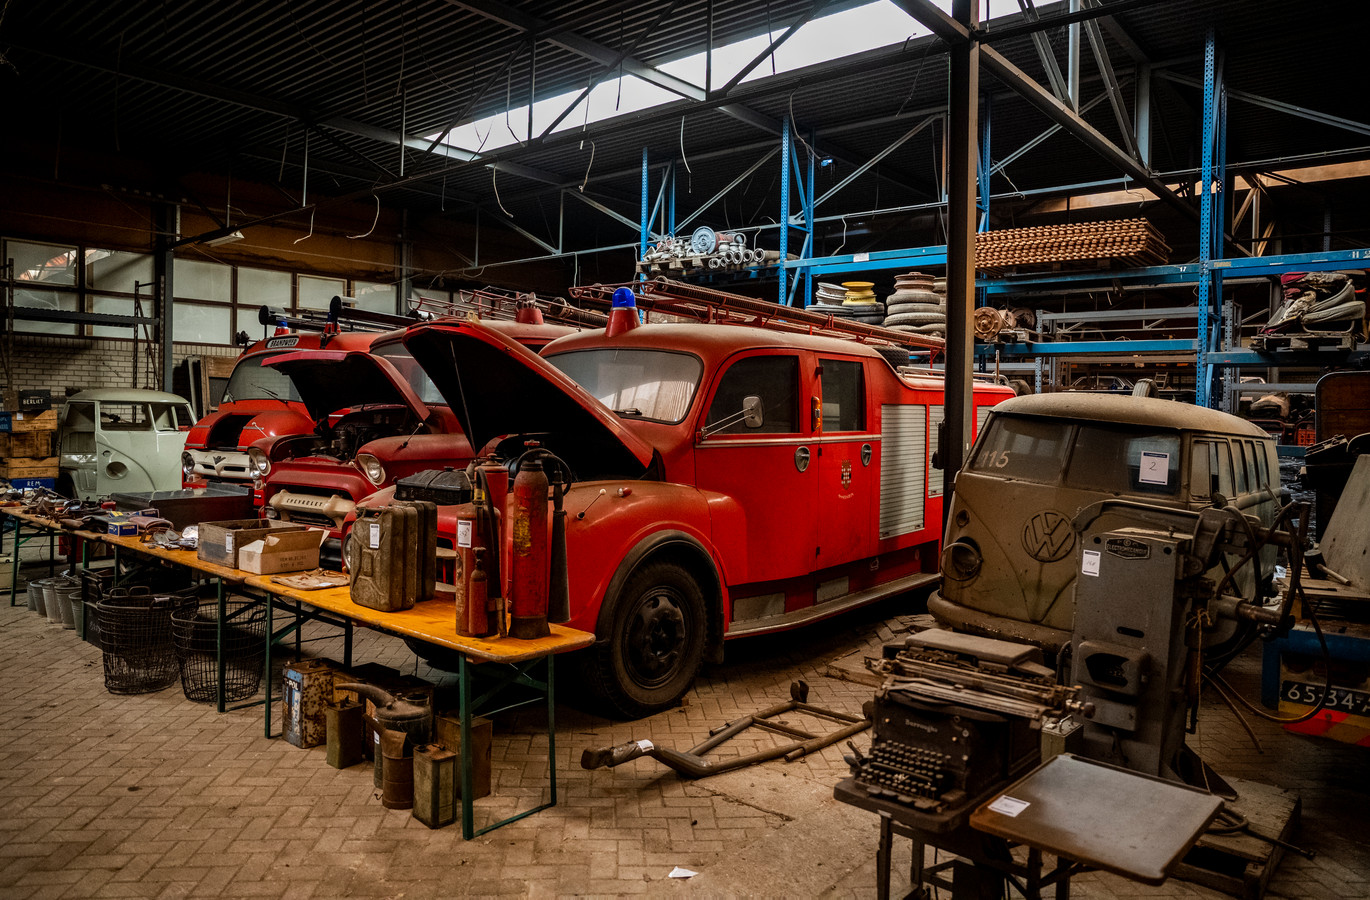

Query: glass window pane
left=705, top=355, right=799, bottom=434
left=1191, top=440, right=1212, bottom=500
left=88, top=250, right=154, bottom=293
left=1233, top=441, right=1249, bottom=493
left=90, top=294, right=140, bottom=339
left=222, top=352, right=303, bottom=404
left=238, top=267, right=292, bottom=306
left=969, top=415, right=1070, bottom=484
left=1213, top=441, right=1234, bottom=496
left=299, top=274, right=345, bottom=310
left=7, top=240, right=78, bottom=286
left=173, top=303, right=231, bottom=344
left=98, top=403, right=151, bottom=430
left=549, top=349, right=703, bottom=424
left=175, top=259, right=231, bottom=302
left=1064, top=426, right=1181, bottom=497
left=820, top=359, right=865, bottom=432
left=353, top=280, right=396, bottom=314
left=13, top=288, right=78, bottom=335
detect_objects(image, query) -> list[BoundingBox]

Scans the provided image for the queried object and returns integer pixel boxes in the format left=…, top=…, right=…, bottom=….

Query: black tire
left=885, top=309, right=946, bottom=327
left=886, top=289, right=941, bottom=305
left=583, top=561, right=707, bottom=719
left=885, top=301, right=944, bottom=315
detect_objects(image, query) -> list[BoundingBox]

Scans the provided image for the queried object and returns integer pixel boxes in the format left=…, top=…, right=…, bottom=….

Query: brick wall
left=4, top=334, right=239, bottom=399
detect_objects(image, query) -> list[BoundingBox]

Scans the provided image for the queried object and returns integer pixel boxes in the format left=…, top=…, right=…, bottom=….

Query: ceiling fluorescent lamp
left=205, top=230, right=244, bottom=246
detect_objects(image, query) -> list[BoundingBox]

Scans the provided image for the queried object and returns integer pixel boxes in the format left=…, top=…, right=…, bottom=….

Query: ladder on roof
left=260, top=288, right=606, bottom=336
left=568, top=277, right=944, bottom=354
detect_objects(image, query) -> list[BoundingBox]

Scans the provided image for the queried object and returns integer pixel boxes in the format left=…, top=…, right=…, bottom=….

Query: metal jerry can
left=282, top=659, right=334, bottom=748
left=349, top=501, right=437, bottom=612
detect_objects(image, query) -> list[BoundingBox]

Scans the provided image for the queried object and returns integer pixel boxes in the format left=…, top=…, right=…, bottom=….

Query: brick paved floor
left=1, top=570, right=1366, bottom=899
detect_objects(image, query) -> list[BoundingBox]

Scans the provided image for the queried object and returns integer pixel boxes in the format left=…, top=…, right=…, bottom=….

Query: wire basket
left=97, top=588, right=195, bottom=695
left=81, top=568, right=117, bottom=649
left=172, top=599, right=267, bottom=703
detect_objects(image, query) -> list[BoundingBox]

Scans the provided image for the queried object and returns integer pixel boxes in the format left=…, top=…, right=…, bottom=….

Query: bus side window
left=1191, top=441, right=1212, bottom=500
left=1249, top=440, right=1269, bottom=489
left=1212, top=441, right=1235, bottom=498
left=1233, top=441, right=1250, bottom=494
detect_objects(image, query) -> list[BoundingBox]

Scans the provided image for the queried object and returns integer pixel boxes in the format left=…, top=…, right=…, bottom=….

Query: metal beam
left=564, top=188, right=658, bottom=239
left=1155, top=72, right=1370, bottom=139
left=814, top=116, right=938, bottom=209
left=979, top=45, right=1196, bottom=221
left=978, top=0, right=1169, bottom=43
left=714, top=1, right=836, bottom=98
left=1016, top=0, right=1071, bottom=101
left=484, top=205, right=558, bottom=255
left=676, top=148, right=780, bottom=231
left=1082, top=14, right=1138, bottom=157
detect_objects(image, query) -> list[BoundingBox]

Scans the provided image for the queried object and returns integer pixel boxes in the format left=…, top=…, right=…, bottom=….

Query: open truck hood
left=266, top=350, right=432, bottom=422
left=403, top=320, right=656, bottom=477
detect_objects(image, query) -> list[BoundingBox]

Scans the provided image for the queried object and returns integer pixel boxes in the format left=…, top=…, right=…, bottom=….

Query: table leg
left=344, top=621, right=353, bottom=668
left=216, top=579, right=227, bottom=714
left=877, top=813, right=893, bottom=900
left=546, top=654, right=557, bottom=808
left=264, top=596, right=274, bottom=739
left=9, top=523, right=20, bottom=607
left=48, top=531, right=55, bottom=576
left=459, top=654, right=474, bottom=840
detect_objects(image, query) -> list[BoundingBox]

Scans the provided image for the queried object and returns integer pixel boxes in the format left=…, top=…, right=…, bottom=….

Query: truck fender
left=594, top=530, right=727, bottom=665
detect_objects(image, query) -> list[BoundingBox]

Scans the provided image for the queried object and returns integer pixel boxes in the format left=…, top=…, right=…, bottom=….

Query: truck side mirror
left=743, top=395, right=763, bottom=429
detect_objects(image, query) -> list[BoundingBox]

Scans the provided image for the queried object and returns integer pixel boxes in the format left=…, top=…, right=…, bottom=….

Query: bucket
left=36, top=578, right=61, bottom=624
left=27, top=581, right=42, bottom=613
left=54, top=578, right=81, bottom=629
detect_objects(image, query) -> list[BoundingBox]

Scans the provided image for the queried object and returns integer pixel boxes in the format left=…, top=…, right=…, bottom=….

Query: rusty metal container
left=325, top=700, right=365, bottom=769
left=282, top=660, right=333, bottom=748
left=349, top=502, right=437, bottom=611
left=379, top=728, right=414, bottom=810
left=412, top=744, right=458, bottom=828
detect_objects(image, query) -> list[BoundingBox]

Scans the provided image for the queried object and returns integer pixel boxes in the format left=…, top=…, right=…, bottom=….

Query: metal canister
left=412, top=744, right=458, bottom=828
left=509, top=455, right=551, bottom=640
left=379, top=728, right=414, bottom=810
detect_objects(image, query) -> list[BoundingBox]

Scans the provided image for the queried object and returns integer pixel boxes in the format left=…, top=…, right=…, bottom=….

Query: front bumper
left=186, top=448, right=254, bottom=482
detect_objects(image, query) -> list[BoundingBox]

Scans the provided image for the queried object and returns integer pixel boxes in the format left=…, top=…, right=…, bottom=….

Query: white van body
left=57, top=389, right=196, bottom=499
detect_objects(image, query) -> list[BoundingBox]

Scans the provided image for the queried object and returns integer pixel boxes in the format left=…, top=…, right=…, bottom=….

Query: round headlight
left=942, top=540, right=982, bottom=582
left=357, top=453, right=386, bottom=486
left=181, top=452, right=196, bottom=480
left=247, top=447, right=271, bottom=477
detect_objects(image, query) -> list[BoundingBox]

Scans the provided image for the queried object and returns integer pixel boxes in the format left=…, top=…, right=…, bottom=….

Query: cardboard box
left=198, top=519, right=305, bottom=569
left=237, top=528, right=326, bottom=575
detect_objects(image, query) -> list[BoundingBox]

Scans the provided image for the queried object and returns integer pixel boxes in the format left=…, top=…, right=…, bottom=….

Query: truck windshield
left=547, top=349, right=703, bottom=424
left=221, top=353, right=302, bottom=404
left=373, top=341, right=445, bottom=405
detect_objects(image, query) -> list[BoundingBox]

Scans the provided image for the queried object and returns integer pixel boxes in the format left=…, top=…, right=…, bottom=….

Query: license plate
left=1280, top=680, right=1370, bottom=716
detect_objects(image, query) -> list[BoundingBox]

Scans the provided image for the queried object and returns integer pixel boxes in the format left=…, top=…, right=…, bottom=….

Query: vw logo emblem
left=1022, top=511, right=1074, bottom=562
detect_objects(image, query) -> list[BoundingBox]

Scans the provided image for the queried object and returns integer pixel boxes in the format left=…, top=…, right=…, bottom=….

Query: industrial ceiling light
left=205, top=230, right=244, bottom=246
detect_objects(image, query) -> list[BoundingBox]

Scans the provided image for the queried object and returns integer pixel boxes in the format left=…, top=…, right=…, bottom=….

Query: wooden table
left=3, top=508, right=594, bottom=838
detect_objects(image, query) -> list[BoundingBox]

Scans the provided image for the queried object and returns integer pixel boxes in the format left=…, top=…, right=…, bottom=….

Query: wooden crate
left=0, top=430, right=54, bottom=458
left=8, top=410, right=58, bottom=433
left=0, top=457, right=59, bottom=479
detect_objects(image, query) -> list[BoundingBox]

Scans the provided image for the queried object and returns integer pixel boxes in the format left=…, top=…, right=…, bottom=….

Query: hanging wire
left=493, top=167, right=513, bottom=217
left=348, top=195, right=381, bottom=239
left=294, top=208, right=316, bottom=244
left=579, top=141, right=596, bottom=193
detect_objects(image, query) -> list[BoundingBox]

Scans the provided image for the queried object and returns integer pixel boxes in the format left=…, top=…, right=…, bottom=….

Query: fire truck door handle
left=794, top=446, right=811, bottom=473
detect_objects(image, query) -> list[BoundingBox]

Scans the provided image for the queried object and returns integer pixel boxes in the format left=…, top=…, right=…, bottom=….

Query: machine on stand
left=838, top=497, right=1321, bottom=899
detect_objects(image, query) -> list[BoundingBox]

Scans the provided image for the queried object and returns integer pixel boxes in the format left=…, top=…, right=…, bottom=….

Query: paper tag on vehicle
left=988, top=795, right=1030, bottom=817
left=368, top=522, right=381, bottom=549
left=1082, top=549, right=1101, bottom=577
left=1139, top=450, right=1169, bottom=484
left=456, top=519, right=473, bottom=548
left=225, top=534, right=234, bottom=553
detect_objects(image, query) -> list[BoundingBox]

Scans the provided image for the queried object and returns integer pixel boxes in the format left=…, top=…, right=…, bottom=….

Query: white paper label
left=636, top=739, right=654, bottom=752
left=988, top=795, right=1030, bottom=817
left=368, top=522, right=381, bottom=549
left=1138, top=450, right=1170, bottom=485
left=456, top=519, right=473, bottom=549
left=225, top=533, right=234, bottom=553
left=852, top=252, right=870, bottom=262
left=1082, top=549, right=1101, bottom=577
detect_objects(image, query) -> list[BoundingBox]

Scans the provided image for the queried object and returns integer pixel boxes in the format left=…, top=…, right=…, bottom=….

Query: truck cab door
left=694, top=352, right=814, bottom=585
left=814, top=358, right=872, bottom=568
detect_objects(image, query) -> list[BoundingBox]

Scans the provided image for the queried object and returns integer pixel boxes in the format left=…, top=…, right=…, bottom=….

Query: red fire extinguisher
left=453, top=503, right=490, bottom=638
left=508, top=450, right=551, bottom=640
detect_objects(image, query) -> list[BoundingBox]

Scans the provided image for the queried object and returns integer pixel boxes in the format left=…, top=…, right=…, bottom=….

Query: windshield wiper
left=614, top=407, right=643, bottom=418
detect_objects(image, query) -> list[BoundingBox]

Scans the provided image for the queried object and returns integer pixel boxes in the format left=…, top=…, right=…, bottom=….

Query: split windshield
left=373, top=341, right=445, bottom=405
left=547, top=349, right=703, bottom=424
left=970, top=415, right=1183, bottom=497
left=221, top=352, right=303, bottom=404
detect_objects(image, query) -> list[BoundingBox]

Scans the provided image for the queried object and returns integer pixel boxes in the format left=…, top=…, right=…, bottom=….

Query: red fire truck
left=368, top=283, right=1013, bottom=718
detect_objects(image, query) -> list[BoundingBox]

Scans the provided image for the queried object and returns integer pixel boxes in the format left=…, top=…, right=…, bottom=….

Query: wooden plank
left=1172, top=777, right=1300, bottom=900
left=0, top=457, right=59, bottom=478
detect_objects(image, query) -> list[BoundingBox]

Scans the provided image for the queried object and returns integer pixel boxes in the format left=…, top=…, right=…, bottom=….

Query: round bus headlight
left=181, top=452, right=196, bottom=480
left=943, top=540, right=983, bottom=582
left=248, top=447, right=271, bottom=477
left=357, top=453, right=386, bottom=486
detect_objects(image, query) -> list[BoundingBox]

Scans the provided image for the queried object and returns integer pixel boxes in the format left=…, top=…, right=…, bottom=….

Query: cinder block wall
left=5, top=335, right=239, bottom=399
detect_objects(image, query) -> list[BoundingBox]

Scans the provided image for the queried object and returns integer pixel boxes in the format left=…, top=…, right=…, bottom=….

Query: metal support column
left=779, top=115, right=792, bottom=305
left=154, top=203, right=177, bottom=392
left=978, top=96, right=992, bottom=232
left=640, top=148, right=650, bottom=283
left=944, top=0, right=979, bottom=524
left=1196, top=29, right=1218, bottom=408
left=803, top=129, right=816, bottom=305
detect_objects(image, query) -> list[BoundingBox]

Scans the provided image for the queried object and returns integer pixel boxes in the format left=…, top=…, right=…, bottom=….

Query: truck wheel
left=586, top=561, right=707, bottom=719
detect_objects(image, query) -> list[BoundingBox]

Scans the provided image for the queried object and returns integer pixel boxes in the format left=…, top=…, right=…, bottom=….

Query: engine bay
left=285, top=406, right=422, bottom=462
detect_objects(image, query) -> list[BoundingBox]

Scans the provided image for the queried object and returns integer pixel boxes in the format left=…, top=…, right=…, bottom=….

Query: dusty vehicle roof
left=993, top=392, right=1270, bottom=437
left=64, top=389, right=191, bottom=405
left=540, top=322, right=891, bottom=362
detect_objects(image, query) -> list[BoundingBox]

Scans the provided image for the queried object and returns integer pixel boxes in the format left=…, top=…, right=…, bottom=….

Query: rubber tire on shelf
left=886, top=324, right=927, bottom=333
left=580, top=560, right=707, bottom=719
left=885, top=301, right=944, bottom=316
left=912, top=323, right=947, bottom=334
left=876, top=346, right=911, bottom=367
left=885, top=310, right=947, bottom=327
left=885, top=289, right=941, bottom=306
left=1009, top=379, right=1033, bottom=396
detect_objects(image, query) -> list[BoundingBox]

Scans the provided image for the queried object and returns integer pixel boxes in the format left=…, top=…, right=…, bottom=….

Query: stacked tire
left=808, top=281, right=886, bottom=325
left=883, top=272, right=945, bottom=336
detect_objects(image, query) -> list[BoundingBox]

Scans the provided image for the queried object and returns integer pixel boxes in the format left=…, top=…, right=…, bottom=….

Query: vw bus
left=929, top=392, right=1282, bottom=657
left=57, top=389, right=197, bottom=499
